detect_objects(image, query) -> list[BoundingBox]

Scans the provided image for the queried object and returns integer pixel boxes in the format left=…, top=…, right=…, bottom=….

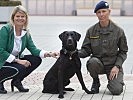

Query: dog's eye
left=66, top=33, right=69, bottom=36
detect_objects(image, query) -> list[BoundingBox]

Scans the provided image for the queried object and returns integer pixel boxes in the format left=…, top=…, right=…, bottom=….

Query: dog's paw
left=64, top=87, right=75, bottom=91
left=58, top=94, right=64, bottom=98
left=42, top=90, right=59, bottom=94
left=63, top=91, right=66, bottom=94
left=42, top=90, right=46, bottom=93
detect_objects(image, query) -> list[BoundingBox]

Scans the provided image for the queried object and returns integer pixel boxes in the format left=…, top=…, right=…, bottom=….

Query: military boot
left=91, top=78, right=100, bottom=94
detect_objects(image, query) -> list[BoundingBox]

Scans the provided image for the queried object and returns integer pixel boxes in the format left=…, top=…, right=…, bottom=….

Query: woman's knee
left=107, top=81, right=123, bottom=95
left=86, top=57, right=102, bottom=71
left=33, top=56, right=42, bottom=67
left=33, top=56, right=42, bottom=65
left=24, top=55, right=42, bottom=67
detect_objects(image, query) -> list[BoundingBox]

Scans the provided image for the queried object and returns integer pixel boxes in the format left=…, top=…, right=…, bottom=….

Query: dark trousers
left=86, top=57, right=124, bottom=95
left=0, top=55, right=42, bottom=83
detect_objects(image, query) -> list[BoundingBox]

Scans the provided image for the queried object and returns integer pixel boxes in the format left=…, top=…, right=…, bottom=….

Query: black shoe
left=0, top=82, right=7, bottom=94
left=91, top=78, right=100, bottom=94
left=11, top=80, right=29, bottom=92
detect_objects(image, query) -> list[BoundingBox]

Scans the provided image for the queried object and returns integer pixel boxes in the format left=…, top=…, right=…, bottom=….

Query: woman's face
left=96, top=9, right=110, bottom=23
left=13, top=11, right=27, bottom=27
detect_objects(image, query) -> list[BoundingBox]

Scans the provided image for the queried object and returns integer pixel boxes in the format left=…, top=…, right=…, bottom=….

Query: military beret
left=94, top=1, right=109, bottom=13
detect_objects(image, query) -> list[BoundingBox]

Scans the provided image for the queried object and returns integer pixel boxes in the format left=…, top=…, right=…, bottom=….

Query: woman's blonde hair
left=10, top=5, right=29, bottom=30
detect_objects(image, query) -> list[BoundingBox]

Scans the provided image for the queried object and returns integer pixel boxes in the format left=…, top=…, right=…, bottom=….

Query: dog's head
left=59, top=31, right=81, bottom=51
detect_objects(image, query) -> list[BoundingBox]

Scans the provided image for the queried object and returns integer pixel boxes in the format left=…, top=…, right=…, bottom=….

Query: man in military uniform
left=78, top=1, right=128, bottom=95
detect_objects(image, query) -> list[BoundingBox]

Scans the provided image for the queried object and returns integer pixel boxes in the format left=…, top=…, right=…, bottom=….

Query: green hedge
left=1, top=0, right=10, bottom=1
left=0, top=1, right=21, bottom=6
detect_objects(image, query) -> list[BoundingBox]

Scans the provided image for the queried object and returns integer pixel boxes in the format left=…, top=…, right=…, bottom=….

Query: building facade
left=21, top=0, right=133, bottom=16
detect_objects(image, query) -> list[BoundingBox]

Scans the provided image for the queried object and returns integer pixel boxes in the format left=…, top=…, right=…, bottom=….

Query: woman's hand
left=50, top=52, right=60, bottom=59
left=109, top=66, right=119, bottom=80
left=15, top=59, right=31, bottom=67
left=44, top=52, right=60, bottom=59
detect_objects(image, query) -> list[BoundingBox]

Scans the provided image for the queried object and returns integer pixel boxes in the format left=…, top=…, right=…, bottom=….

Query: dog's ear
left=73, top=31, right=81, bottom=41
left=59, top=31, right=66, bottom=41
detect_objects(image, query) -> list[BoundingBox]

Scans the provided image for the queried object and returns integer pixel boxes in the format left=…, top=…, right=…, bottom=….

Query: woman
left=0, top=5, right=58, bottom=94
left=78, top=1, right=128, bottom=95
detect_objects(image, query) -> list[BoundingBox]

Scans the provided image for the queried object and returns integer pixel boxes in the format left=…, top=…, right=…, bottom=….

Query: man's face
left=96, top=9, right=110, bottom=23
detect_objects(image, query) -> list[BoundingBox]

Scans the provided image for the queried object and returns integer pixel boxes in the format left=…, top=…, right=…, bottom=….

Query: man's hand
left=109, top=66, right=119, bottom=80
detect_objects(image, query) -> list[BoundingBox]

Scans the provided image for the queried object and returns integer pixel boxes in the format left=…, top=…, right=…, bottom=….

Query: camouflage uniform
left=79, top=20, right=128, bottom=95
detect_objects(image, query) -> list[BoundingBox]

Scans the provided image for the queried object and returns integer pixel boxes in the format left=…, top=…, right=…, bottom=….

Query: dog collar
left=62, top=48, right=78, bottom=60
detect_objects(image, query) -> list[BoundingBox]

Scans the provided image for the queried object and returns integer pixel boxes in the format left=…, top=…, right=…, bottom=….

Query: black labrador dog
left=42, top=31, right=92, bottom=98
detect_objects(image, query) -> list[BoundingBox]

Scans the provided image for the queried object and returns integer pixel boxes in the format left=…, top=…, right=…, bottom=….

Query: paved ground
left=0, top=16, right=133, bottom=100
left=1, top=72, right=133, bottom=100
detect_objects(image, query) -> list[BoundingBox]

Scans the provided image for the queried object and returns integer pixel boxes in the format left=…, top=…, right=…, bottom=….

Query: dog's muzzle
left=67, top=36, right=74, bottom=46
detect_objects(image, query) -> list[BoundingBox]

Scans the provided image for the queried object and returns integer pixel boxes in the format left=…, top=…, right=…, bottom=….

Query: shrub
left=0, top=1, right=21, bottom=6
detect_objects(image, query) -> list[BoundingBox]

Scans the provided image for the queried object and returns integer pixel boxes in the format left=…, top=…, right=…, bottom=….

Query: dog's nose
left=67, top=37, right=73, bottom=45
